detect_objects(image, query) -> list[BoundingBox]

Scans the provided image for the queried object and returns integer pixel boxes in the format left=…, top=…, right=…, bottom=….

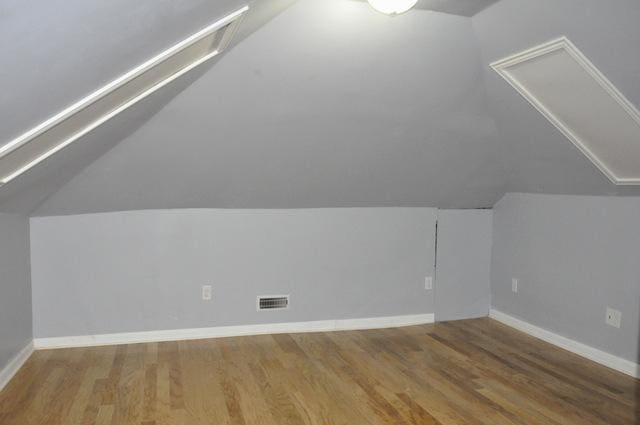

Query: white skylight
left=492, top=37, right=640, bottom=185
left=0, top=6, right=249, bottom=187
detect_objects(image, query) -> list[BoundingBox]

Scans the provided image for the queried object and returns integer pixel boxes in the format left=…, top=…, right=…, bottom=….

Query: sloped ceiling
left=354, top=0, right=497, bottom=17
left=18, top=0, right=505, bottom=215
left=473, top=0, right=640, bottom=197
left=0, top=0, right=252, bottom=144
left=1, top=0, right=639, bottom=216
left=0, top=0, right=295, bottom=214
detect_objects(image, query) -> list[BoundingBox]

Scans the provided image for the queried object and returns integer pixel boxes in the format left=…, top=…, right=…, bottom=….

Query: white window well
left=0, top=6, right=249, bottom=186
left=492, top=37, right=640, bottom=185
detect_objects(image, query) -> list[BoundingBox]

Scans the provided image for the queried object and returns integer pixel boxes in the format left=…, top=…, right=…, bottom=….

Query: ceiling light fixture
left=367, top=0, right=418, bottom=15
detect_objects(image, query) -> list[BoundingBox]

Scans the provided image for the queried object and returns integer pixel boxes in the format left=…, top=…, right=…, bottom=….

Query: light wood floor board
left=0, top=318, right=638, bottom=424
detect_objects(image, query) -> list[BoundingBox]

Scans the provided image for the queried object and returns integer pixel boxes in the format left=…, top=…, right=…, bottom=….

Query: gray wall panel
left=491, top=193, right=640, bottom=362
left=31, top=208, right=436, bottom=337
left=435, top=209, right=493, bottom=321
left=0, top=213, right=32, bottom=369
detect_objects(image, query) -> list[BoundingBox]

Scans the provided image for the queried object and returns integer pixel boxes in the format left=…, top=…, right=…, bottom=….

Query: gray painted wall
left=0, top=213, right=32, bottom=369
left=30, top=208, right=436, bottom=338
left=435, top=209, right=492, bottom=321
left=491, top=193, right=640, bottom=363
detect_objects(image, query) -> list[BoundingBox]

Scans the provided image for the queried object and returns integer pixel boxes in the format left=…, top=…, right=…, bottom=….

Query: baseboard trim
left=34, top=313, right=435, bottom=349
left=489, top=309, right=639, bottom=378
left=0, top=341, right=34, bottom=392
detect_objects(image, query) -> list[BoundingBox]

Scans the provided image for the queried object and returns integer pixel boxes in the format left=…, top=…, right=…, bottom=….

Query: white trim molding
left=0, top=341, right=34, bottom=392
left=34, top=313, right=434, bottom=349
left=491, top=37, right=640, bottom=186
left=489, top=309, right=639, bottom=378
left=0, top=6, right=249, bottom=187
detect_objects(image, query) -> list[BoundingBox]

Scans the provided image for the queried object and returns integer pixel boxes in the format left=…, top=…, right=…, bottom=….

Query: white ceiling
left=355, top=0, right=498, bottom=16
left=1, top=0, right=639, bottom=216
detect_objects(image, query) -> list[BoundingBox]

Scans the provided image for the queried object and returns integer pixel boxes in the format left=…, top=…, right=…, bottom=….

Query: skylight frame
left=491, top=36, right=640, bottom=186
left=0, top=6, right=249, bottom=187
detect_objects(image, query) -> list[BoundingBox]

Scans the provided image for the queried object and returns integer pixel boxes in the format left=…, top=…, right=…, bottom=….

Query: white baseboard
left=489, top=309, right=639, bottom=378
left=0, top=341, right=34, bottom=392
left=34, top=313, right=435, bottom=349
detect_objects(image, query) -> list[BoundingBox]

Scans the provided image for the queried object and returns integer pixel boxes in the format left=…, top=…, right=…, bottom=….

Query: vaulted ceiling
left=1, top=0, right=639, bottom=216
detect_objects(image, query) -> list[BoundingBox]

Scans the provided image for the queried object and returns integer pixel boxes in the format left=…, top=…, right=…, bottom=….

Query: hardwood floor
left=0, top=318, right=638, bottom=424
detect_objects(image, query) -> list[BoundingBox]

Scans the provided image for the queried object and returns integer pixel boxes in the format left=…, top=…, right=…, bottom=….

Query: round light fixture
left=367, top=0, right=418, bottom=15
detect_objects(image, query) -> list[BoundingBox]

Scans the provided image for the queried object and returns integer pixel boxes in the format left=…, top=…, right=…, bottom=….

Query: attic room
left=0, top=0, right=639, bottom=423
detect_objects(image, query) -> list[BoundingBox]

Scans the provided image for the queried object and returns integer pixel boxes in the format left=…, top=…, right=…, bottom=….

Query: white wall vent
left=257, top=295, right=290, bottom=311
left=0, top=6, right=249, bottom=187
left=492, top=37, right=640, bottom=186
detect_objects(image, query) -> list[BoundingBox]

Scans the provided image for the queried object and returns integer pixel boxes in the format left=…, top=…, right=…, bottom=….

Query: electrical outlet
left=202, top=285, right=212, bottom=301
left=605, top=307, right=621, bottom=328
left=511, top=278, right=518, bottom=293
left=425, top=276, right=433, bottom=290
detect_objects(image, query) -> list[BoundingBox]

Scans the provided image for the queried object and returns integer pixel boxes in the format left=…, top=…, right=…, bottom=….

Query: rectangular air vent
left=491, top=37, right=640, bottom=185
left=0, top=6, right=249, bottom=187
left=257, top=295, right=290, bottom=311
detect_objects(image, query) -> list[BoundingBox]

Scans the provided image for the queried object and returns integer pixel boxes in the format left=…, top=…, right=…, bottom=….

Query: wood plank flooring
left=0, top=318, right=638, bottom=424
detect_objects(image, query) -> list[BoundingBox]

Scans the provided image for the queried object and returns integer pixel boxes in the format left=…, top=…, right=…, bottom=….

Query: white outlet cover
left=511, top=278, right=518, bottom=293
left=202, top=285, right=212, bottom=301
left=606, top=307, right=622, bottom=328
left=425, top=276, right=433, bottom=290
